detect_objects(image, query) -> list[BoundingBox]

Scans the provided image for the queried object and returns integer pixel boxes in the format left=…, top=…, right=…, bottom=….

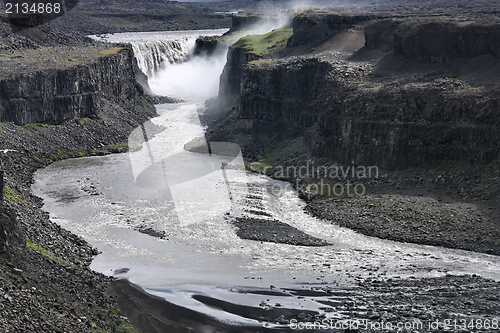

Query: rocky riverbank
left=306, top=159, right=500, bottom=256
left=1, top=1, right=499, bottom=332
left=109, top=270, right=500, bottom=333
left=0, top=7, right=163, bottom=329
left=206, top=6, right=500, bottom=257
left=0, top=88, right=156, bottom=331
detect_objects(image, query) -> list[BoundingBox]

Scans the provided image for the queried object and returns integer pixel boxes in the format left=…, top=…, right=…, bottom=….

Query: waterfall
left=88, top=30, right=228, bottom=80
left=131, top=38, right=193, bottom=78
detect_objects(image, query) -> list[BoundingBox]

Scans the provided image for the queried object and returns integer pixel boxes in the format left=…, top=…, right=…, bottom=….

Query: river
left=32, top=29, right=500, bottom=330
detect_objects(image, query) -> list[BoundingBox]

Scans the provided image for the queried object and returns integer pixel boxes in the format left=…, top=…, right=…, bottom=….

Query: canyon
left=210, top=13, right=500, bottom=170
left=0, top=0, right=499, bottom=332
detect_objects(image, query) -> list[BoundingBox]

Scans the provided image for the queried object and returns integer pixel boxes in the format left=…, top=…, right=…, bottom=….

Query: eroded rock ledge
left=0, top=47, right=137, bottom=125
left=210, top=14, right=500, bottom=170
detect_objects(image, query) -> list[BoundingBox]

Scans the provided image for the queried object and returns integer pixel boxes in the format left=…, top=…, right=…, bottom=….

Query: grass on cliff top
left=232, top=25, right=293, bottom=57
left=295, top=8, right=338, bottom=15
left=98, top=47, right=129, bottom=56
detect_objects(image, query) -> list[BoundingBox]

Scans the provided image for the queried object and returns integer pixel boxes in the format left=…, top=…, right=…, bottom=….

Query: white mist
left=149, top=45, right=229, bottom=101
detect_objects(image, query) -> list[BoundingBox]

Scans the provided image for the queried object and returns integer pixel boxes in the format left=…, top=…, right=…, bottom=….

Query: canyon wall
left=0, top=49, right=137, bottom=125
left=212, top=15, right=500, bottom=170
left=393, top=19, right=500, bottom=63
left=288, top=13, right=371, bottom=48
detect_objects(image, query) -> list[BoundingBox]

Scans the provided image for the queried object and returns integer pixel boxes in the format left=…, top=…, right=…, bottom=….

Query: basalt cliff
left=0, top=47, right=138, bottom=125
left=210, top=13, right=500, bottom=170
left=206, top=9, right=500, bottom=256
left=0, top=15, right=157, bottom=332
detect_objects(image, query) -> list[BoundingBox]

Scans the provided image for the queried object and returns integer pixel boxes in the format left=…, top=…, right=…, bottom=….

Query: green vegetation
left=445, top=68, right=460, bottom=78
left=248, top=138, right=305, bottom=175
left=108, top=308, right=139, bottom=333
left=22, top=123, right=50, bottom=130
left=26, top=238, right=67, bottom=265
left=232, top=25, right=293, bottom=57
left=5, top=185, right=24, bottom=202
left=33, top=150, right=86, bottom=164
left=247, top=58, right=279, bottom=70
left=109, top=308, right=122, bottom=316
left=75, top=117, right=92, bottom=126
left=0, top=49, right=24, bottom=57
left=33, top=156, right=51, bottom=163
left=52, top=150, right=86, bottom=160
left=117, top=319, right=139, bottom=333
left=98, top=47, right=129, bottom=57
left=33, top=143, right=132, bottom=164
left=296, top=8, right=337, bottom=15
left=91, top=142, right=130, bottom=155
left=105, top=142, right=129, bottom=150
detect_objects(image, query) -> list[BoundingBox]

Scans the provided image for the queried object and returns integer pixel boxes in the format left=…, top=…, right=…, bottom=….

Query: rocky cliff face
left=212, top=15, right=500, bottom=170
left=0, top=49, right=137, bottom=125
left=0, top=206, right=23, bottom=254
left=219, top=45, right=261, bottom=98
left=392, top=19, right=500, bottom=63
left=0, top=170, right=23, bottom=254
left=309, top=77, right=500, bottom=169
left=238, top=57, right=333, bottom=131
left=288, top=13, right=371, bottom=48
left=222, top=54, right=500, bottom=169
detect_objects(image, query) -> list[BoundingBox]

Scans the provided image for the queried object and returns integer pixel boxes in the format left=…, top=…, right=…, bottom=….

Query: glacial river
left=32, top=30, right=500, bottom=329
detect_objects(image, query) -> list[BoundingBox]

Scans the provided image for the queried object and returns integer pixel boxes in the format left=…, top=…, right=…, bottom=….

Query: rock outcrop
left=0, top=49, right=137, bottom=125
left=288, top=13, right=371, bottom=48
left=0, top=206, right=23, bottom=254
left=393, top=18, right=500, bottom=63
left=219, top=44, right=261, bottom=98
left=212, top=15, right=500, bottom=170
left=0, top=171, right=23, bottom=254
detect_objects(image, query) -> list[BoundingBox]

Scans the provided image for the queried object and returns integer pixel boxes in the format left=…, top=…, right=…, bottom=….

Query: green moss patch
left=5, top=185, right=24, bottom=202
left=22, top=123, right=50, bottom=130
left=108, top=308, right=138, bottom=333
left=233, top=25, right=293, bottom=57
left=26, top=238, right=67, bottom=265
left=247, top=138, right=305, bottom=175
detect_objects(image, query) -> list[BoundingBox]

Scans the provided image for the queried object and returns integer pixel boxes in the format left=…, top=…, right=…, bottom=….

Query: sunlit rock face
left=212, top=15, right=500, bottom=170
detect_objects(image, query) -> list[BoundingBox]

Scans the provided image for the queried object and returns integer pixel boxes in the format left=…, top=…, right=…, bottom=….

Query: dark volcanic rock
left=195, top=36, right=223, bottom=57
left=219, top=42, right=261, bottom=98
left=0, top=206, right=23, bottom=254
left=0, top=17, right=157, bottom=330
left=233, top=216, right=330, bottom=247
left=288, top=13, right=371, bottom=48
left=212, top=14, right=500, bottom=170
left=393, top=18, right=500, bottom=63
left=0, top=48, right=136, bottom=125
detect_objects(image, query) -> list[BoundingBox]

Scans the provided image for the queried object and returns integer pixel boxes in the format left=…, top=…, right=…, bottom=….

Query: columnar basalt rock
left=392, top=19, right=500, bottom=63
left=288, top=13, right=372, bottom=48
left=213, top=15, right=500, bottom=170
left=0, top=49, right=137, bottom=125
